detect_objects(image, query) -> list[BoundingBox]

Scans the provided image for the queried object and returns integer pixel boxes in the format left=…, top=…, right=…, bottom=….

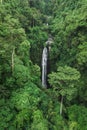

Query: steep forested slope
left=48, top=0, right=87, bottom=129
left=0, top=0, right=87, bottom=130
left=49, top=0, right=87, bottom=104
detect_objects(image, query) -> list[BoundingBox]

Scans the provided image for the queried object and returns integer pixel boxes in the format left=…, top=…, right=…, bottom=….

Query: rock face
left=46, top=37, right=53, bottom=46
left=46, top=36, right=53, bottom=51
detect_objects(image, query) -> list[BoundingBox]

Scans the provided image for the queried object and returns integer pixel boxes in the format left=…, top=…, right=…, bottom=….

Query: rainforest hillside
left=0, top=0, right=87, bottom=130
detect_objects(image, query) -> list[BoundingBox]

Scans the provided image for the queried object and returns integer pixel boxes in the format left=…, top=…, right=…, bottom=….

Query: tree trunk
left=60, top=95, right=63, bottom=115
left=12, top=48, right=15, bottom=73
left=33, top=18, right=34, bottom=27
left=1, top=0, right=2, bottom=4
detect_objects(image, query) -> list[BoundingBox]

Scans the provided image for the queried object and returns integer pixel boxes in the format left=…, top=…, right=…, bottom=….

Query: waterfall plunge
left=42, top=47, right=48, bottom=87
left=42, top=36, right=53, bottom=87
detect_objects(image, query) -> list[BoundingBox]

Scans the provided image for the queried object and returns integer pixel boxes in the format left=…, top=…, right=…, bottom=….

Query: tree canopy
left=0, top=0, right=87, bottom=130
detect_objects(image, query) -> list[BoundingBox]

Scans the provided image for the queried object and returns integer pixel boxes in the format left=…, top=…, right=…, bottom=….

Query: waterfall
left=42, top=47, right=48, bottom=87
left=42, top=36, right=53, bottom=87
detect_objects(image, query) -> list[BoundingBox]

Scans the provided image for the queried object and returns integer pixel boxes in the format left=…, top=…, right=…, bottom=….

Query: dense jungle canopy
left=0, top=0, right=87, bottom=130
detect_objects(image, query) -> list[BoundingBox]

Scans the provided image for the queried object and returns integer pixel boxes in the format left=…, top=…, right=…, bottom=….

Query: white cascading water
left=42, top=47, right=48, bottom=87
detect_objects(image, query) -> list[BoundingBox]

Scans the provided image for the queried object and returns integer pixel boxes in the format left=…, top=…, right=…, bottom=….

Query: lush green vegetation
left=0, top=0, right=87, bottom=130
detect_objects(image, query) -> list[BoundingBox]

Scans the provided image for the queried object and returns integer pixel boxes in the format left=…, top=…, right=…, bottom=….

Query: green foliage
left=68, top=105, right=87, bottom=130
left=10, top=83, right=40, bottom=129
left=77, top=42, right=87, bottom=66
left=11, top=83, right=41, bottom=110
left=49, top=66, right=80, bottom=100
left=0, top=0, right=87, bottom=130
left=48, top=104, right=67, bottom=130
left=49, top=0, right=87, bottom=115
left=31, top=110, right=48, bottom=130
left=0, top=99, right=16, bottom=130
left=31, top=64, right=41, bottom=85
left=29, top=26, right=48, bottom=65
left=50, top=0, right=87, bottom=68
